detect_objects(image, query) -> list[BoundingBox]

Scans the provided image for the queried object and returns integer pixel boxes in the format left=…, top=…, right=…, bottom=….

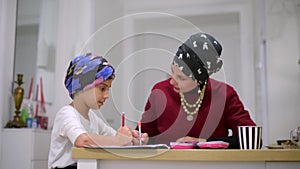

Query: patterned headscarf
left=64, top=53, right=115, bottom=99
left=173, top=33, right=223, bottom=84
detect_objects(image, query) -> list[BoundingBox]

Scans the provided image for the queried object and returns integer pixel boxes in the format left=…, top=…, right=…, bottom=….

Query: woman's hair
left=64, top=53, right=115, bottom=99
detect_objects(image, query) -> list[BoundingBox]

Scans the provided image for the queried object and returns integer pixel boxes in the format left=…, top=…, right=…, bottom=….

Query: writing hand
left=117, top=126, right=133, bottom=145
left=131, top=130, right=149, bottom=145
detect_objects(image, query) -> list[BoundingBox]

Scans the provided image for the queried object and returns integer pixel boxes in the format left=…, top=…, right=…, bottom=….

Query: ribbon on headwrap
left=64, top=53, right=115, bottom=99
left=173, top=33, right=223, bottom=84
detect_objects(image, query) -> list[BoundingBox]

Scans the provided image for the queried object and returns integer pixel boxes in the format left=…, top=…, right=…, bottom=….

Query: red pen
left=121, top=112, right=125, bottom=127
left=138, top=121, right=142, bottom=145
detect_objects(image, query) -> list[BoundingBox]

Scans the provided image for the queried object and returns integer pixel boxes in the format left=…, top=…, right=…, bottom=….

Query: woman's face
left=170, top=64, right=198, bottom=93
left=84, top=79, right=113, bottom=109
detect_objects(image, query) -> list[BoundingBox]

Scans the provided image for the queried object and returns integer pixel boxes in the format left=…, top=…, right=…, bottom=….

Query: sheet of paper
left=87, top=144, right=170, bottom=149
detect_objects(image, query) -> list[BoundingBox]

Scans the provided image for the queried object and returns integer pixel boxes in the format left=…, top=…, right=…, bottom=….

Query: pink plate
left=197, top=141, right=229, bottom=149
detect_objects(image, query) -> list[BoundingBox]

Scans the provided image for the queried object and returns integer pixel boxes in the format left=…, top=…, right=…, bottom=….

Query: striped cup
left=238, top=126, right=262, bottom=149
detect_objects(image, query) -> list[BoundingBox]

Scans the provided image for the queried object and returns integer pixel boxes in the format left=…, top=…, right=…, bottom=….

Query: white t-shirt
left=48, top=105, right=116, bottom=169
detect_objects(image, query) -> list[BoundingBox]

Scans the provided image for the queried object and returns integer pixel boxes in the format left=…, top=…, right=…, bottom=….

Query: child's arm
left=74, top=126, right=133, bottom=147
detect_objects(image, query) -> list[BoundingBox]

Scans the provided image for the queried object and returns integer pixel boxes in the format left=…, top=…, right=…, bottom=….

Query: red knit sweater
left=140, top=78, right=256, bottom=146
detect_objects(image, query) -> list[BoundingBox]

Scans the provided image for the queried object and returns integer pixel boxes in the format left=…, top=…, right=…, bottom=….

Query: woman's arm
left=225, top=85, right=256, bottom=133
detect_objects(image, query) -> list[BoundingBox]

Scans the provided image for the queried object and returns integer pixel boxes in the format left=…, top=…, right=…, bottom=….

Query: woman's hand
left=131, top=130, right=149, bottom=145
left=116, top=126, right=133, bottom=145
left=176, top=136, right=206, bottom=143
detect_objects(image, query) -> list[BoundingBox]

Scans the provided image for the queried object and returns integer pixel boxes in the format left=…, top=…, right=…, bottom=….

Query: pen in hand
left=138, top=121, right=142, bottom=145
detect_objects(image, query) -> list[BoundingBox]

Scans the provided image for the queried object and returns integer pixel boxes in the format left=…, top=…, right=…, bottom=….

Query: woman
left=139, top=32, right=256, bottom=148
left=48, top=53, right=148, bottom=169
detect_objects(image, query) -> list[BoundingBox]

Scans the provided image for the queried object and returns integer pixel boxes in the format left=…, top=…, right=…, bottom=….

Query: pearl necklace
left=180, top=82, right=207, bottom=121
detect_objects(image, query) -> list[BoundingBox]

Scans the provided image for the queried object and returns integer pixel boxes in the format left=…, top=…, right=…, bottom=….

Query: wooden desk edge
left=72, top=148, right=300, bottom=162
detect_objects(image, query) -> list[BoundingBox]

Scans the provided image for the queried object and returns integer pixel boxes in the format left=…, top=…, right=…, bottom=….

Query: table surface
left=72, top=148, right=300, bottom=162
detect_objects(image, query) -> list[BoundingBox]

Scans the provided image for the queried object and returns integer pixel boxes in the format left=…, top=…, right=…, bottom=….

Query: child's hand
left=116, top=126, right=133, bottom=145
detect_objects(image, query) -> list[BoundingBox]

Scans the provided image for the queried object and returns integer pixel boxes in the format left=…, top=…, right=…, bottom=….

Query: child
left=48, top=53, right=147, bottom=169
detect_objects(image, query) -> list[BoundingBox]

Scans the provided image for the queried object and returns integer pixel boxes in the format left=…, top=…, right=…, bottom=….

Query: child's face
left=84, top=79, right=113, bottom=110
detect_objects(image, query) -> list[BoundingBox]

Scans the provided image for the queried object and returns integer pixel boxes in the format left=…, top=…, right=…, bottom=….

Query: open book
left=87, top=144, right=170, bottom=149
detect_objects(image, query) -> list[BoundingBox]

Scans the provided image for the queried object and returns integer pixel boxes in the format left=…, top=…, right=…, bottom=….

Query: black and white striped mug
left=238, top=126, right=262, bottom=149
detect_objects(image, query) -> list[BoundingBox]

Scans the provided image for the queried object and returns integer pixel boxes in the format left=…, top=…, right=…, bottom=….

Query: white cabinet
left=1, top=128, right=51, bottom=169
left=266, top=162, right=300, bottom=169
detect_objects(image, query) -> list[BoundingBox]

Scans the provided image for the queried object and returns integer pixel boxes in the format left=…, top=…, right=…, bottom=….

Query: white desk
left=72, top=148, right=300, bottom=169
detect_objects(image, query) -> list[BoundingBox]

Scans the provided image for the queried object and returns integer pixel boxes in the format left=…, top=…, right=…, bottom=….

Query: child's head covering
left=173, top=32, right=223, bottom=84
left=64, top=53, right=115, bottom=99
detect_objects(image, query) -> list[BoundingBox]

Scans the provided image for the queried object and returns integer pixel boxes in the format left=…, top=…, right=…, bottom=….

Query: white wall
left=266, top=0, right=300, bottom=142
left=0, top=0, right=17, bottom=166
left=46, top=0, right=96, bottom=128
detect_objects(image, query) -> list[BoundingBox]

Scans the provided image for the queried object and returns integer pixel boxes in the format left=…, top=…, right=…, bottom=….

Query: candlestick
left=5, top=74, right=26, bottom=128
